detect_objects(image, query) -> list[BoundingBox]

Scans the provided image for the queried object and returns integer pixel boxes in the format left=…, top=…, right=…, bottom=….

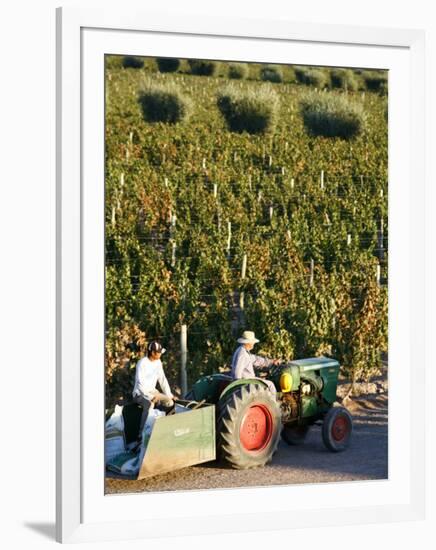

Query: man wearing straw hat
left=231, top=331, right=280, bottom=394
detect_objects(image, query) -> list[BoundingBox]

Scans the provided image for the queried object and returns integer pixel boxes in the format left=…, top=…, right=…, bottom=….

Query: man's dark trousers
left=133, top=395, right=152, bottom=439
left=133, top=393, right=174, bottom=439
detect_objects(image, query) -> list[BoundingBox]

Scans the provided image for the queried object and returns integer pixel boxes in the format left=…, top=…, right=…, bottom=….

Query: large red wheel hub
left=332, top=414, right=350, bottom=441
left=239, top=404, right=273, bottom=452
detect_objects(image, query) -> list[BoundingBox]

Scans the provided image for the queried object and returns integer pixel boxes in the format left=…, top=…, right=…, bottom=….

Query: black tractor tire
left=322, top=406, right=353, bottom=452
left=282, top=424, right=310, bottom=445
left=217, top=383, right=281, bottom=470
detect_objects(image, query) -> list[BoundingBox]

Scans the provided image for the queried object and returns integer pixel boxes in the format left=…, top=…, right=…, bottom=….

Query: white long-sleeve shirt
left=132, top=356, right=173, bottom=400
left=231, top=345, right=273, bottom=379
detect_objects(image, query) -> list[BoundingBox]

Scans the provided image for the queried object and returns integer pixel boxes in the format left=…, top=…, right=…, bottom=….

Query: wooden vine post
left=239, top=254, right=247, bottom=311
left=378, top=217, right=385, bottom=260
left=171, top=241, right=177, bottom=267
left=226, top=221, right=232, bottom=258
left=180, top=324, right=188, bottom=395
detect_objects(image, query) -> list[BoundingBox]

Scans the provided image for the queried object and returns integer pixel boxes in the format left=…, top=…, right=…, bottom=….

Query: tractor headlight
left=280, top=372, right=293, bottom=393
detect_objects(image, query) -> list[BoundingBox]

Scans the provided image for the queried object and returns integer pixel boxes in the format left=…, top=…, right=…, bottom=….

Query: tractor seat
left=218, top=374, right=233, bottom=394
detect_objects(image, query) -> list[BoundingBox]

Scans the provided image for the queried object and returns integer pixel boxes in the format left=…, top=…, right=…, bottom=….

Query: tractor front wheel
left=282, top=424, right=310, bottom=445
left=217, top=384, right=281, bottom=469
left=322, top=406, right=353, bottom=452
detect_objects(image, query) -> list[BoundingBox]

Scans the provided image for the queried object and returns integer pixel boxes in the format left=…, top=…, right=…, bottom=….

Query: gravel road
left=105, top=393, right=388, bottom=495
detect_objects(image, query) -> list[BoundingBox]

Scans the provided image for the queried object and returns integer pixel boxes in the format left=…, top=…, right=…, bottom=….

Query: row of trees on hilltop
left=115, top=55, right=387, bottom=94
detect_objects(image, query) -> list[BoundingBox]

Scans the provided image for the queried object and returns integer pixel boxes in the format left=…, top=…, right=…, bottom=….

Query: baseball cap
left=147, top=341, right=166, bottom=355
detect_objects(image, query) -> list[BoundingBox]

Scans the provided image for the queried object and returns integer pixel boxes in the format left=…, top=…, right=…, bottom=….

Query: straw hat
left=237, top=331, right=260, bottom=344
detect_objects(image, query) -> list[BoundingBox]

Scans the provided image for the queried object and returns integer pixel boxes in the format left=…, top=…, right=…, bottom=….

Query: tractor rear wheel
left=322, top=406, right=353, bottom=452
left=217, top=384, right=281, bottom=469
left=282, top=424, right=310, bottom=445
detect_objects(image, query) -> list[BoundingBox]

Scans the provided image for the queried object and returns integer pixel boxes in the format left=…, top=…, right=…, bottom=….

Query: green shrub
left=300, top=93, right=365, bottom=139
left=217, top=84, right=279, bottom=134
left=294, top=66, right=307, bottom=83
left=285, top=66, right=296, bottom=83
left=362, top=71, right=388, bottom=94
left=106, top=55, right=123, bottom=70
left=295, top=66, right=328, bottom=88
left=330, top=68, right=358, bottom=92
left=156, top=57, right=181, bottom=73
left=188, top=59, right=220, bottom=76
left=122, top=56, right=144, bottom=69
left=260, top=65, right=283, bottom=83
left=228, top=62, right=249, bottom=79
left=138, top=81, right=191, bottom=124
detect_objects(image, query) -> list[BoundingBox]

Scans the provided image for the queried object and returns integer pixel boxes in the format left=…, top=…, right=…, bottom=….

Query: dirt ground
left=105, top=377, right=388, bottom=495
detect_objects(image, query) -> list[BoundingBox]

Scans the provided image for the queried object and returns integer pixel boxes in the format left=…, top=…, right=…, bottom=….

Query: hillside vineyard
left=104, top=57, right=388, bottom=406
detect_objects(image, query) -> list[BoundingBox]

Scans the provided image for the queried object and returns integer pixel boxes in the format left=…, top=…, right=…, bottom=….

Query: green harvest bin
left=121, top=400, right=216, bottom=480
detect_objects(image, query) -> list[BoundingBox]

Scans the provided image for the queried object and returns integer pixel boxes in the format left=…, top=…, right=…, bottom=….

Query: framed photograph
left=56, top=6, right=425, bottom=543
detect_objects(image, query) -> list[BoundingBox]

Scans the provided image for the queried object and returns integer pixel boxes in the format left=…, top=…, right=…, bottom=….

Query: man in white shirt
left=231, top=331, right=280, bottom=394
left=132, top=341, right=175, bottom=440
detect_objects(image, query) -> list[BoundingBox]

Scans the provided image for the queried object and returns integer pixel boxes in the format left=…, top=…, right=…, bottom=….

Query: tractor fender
left=218, top=378, right=270, bottom=404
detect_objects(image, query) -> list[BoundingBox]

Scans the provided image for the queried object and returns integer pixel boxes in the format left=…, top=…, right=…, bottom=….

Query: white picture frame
left=56, top=6, right=426, bottom=543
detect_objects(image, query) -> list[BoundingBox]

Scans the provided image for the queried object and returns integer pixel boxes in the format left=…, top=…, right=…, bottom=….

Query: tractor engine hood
left=289, top=356, right=340, bottom=371
left=271, top=356, right=340, bottom=396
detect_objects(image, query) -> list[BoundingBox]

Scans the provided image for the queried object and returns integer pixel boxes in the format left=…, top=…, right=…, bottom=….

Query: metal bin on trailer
left=108, top=399, right=216, bottom=480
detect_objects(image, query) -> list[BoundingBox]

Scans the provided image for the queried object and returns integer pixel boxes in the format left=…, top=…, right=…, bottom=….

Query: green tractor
left=187, top=356, right=353, bottom=469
